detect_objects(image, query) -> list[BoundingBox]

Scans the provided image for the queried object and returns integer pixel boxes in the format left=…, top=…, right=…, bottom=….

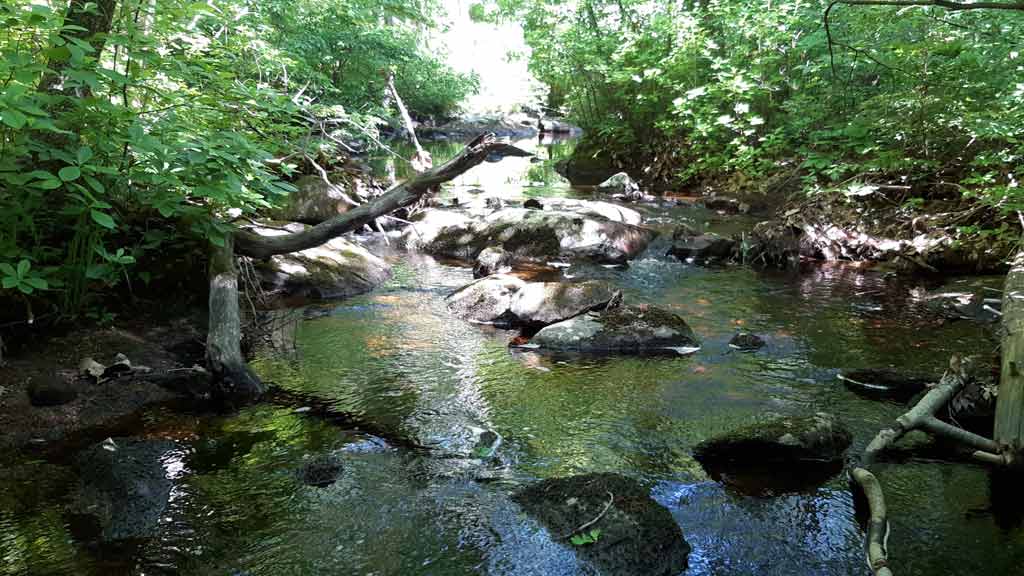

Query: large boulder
left=446, top=278, right=617, bottom=327
left=510, top=281, right=618, bottom=327
left=668, top=232, right=737, bottom=264
left=513, top=473, right=690, bottom=576
left=271, top=173, right=378, bottom=224
left=445, top=274, right=527, bottom=325
left=694, top=413, right=852, bottom=467
left=248, top=222, right=392, bottom=303
left=73, top=438, right=177, bottom=541
left=531, top=305, right=700, bottom=353
left=405, top=207, right=656, bottom=265
left=595, top=172, right=641, bottom=200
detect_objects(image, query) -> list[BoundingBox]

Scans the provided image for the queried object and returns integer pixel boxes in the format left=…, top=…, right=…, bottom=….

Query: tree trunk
left=38, top=0, right=120, bottom=93
left=206, top=235, right=263, bottom=405
left=995, top=249, right=1024, bottom=461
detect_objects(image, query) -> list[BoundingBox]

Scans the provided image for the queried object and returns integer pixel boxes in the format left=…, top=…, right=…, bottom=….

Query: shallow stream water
left=1, top=137, right=1021, bottom=576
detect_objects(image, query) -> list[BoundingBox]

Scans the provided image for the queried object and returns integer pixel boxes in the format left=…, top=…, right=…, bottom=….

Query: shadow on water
left=2, top=134, right=1023, bottom=575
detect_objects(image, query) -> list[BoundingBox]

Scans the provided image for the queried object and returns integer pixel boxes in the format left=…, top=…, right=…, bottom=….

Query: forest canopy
left=0, top=0, right=477, bottom=316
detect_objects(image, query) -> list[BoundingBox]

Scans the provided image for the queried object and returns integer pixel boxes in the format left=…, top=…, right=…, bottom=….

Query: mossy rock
left=513, top=473, right=690, bottom=576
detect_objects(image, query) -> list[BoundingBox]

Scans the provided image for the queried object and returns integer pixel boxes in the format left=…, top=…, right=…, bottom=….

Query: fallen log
left=233, top=133, right=511, bottom=259
left=208, top=134, right=527, bottom=404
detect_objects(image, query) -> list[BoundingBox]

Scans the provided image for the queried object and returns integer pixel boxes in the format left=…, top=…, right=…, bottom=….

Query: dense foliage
left=493, top=0, right=1023, bottom=206
left=0, top=0, right=476, bottom=318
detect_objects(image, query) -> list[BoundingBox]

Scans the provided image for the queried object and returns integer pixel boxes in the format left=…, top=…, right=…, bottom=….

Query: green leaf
left=25, top=277, right=47, bottom=290
left=16, top=259, right=29, bottom=278
left=59, top=166, right=81, bottom=182
left=33, top=178, right=63, bottom=190
left=83, top=174, right=105, bottom=194
left=2, top=276, right=17, bottom=289
left=2, top=109, right=27, bottom=129
left=77, top=146, right=93, bottom=164
left=90, top=209, right=116, bottom=229
left=16, top=283, right=33, bottom=295
left=0, top=263, right=15, bottom=277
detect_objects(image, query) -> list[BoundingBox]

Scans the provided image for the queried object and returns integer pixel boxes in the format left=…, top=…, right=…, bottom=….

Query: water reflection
left=0, top=136, right=1020, bottom=576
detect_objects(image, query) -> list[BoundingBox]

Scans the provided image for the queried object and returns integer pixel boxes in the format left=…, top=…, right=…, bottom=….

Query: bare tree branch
left=233, top=133, right=528, bottom=259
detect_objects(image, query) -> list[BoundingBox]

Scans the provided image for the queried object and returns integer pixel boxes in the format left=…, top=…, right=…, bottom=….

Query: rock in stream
left=530, top=305, right=700, bottom=354
left=513, top=473, right=690, bottom=576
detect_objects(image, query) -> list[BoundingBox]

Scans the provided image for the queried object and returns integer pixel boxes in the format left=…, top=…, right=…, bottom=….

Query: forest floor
left=0, top=312, right=205, bottom=455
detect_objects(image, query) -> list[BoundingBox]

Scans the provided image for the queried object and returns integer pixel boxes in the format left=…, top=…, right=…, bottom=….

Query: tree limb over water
left=209, top=133, right=529, bottom=403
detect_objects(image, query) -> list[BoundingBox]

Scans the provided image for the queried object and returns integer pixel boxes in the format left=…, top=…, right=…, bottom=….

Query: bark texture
left=995, top=249, right=1024, bottom=459
left=206, top=236, right=263, bottom=404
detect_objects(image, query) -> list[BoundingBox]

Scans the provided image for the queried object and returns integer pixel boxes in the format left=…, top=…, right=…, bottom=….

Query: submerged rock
left=473, top=246, right=514, bottom=278
left=530, top=305, right=699, bottom=353
left=445, top=274, right=526, bottom=325
left=299, top=454, right=344, bottom=488
left=73, top=438, right=177, bottom=541
left=248, top=222, right=392, bottom=303
left=595, top=172, right=641, bottom=200
left=668, top=232, right=736, bottom=264
left=539, top=118, right=581, bottom=135
left=694, top=413, right=852, bottom=467
left=27, top=373, right=78, bottom=407
left=729, top=333, right=765, bottom=351
left=554, top=145, right=619, bottom=186
left=513, top=473, right=690, bottom=576
left=510, top=281, right=617, bottom=327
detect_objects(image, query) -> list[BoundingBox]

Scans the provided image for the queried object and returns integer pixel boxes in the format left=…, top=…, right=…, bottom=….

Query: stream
left=2, top=136, right=1022, bottom=576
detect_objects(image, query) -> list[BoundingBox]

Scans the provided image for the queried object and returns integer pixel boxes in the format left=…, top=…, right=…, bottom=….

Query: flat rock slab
left=445, top=274, right=526, bottom=325
left=509, top=281, right=617, bottom=327
left=513, top=473, right=690, bottom=576
left=531, top=305, right=699, bottom=353
left=405, top=206, right=656, bottom=264
left=694, top=413, right=852, bottom=467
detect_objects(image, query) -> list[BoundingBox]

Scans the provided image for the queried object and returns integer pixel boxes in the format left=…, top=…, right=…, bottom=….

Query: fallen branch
left=559, top=491, right=615, bottom=539
left=850, top=468, right=892, bottom=576
left=851, top=356, right=1010, bottom=575
left=233, top=133, right=517, bottom=259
